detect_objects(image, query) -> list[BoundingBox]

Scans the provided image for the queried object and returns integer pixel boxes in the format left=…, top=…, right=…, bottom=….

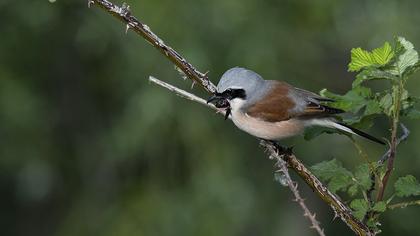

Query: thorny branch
left=265, top=143, right=325, bottom=236
left=90, top=0, right=375, bottom=235
left=88, top=0, right=215, bottom=93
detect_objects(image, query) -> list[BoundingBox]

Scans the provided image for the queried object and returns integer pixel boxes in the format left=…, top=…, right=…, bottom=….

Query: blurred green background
left=1, top=0, right=420, bottom=235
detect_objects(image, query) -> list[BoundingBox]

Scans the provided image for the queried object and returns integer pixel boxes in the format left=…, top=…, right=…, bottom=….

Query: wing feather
left=246, top=81, right=343, bottom=122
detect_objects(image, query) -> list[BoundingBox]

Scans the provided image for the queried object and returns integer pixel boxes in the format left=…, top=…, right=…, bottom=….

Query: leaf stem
left=388, top=199, right=420, bottom=210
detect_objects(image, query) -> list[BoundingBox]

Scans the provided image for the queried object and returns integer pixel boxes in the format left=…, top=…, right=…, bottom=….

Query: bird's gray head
left=207, top=67, right=267, bottom=119
left=216, top=67, right=265, bottom=98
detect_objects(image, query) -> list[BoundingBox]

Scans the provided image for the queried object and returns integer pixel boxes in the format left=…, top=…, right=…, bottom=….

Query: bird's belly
left=231, top=112, right=304, bottom=140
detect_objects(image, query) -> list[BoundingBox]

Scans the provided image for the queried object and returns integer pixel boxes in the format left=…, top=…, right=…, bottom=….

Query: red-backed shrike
left=207, top=67, right=384, bottom=145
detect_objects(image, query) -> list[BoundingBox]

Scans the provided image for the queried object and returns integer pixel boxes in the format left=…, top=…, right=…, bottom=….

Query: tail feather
left=333, top=122, right=385, bottom=145
left=309, top=119, right=385, bottom=145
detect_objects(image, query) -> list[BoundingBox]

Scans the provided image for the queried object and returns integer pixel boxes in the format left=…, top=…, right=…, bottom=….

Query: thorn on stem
left=87, top=0, right=94, bottom=8
left=125, top=24, right=130, bottom=34
left=120, top=2, right=131, bottom=17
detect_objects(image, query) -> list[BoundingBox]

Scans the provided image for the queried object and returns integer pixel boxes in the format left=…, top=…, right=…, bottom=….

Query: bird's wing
left=246, top=81, right=343, bottom=122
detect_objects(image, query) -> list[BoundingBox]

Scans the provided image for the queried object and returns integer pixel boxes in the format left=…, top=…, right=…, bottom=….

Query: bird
left=207, top=67, right=385, bottom=145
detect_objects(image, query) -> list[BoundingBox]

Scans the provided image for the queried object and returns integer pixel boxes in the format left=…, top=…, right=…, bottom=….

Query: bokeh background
left=1, top=0, right=420, bottom=235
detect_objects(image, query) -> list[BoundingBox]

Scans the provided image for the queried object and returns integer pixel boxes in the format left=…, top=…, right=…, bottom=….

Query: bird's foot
left=260, top=139, right=294, bottom=157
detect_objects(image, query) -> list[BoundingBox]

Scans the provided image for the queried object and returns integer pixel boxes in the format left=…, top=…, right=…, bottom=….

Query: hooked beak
left=207, top=93, right=231, bottom=120
left=207, top=93, right=228, bottom=108
left=206, top=94, right=222, bottom=105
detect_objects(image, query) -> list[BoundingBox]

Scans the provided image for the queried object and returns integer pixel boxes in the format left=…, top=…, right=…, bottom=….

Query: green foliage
left=348, top=42, right=394, bottom=72
left=311, top=159, right=372, bottom=195
left=311, top=159, right=353, bottom=193
left=394, top=175, right=420, bottom=197
left=372, top=201, right=387, bottom=213
left=320, top=86, right=381, bottom=126
left=350, top=199, right=369, bottom=220
left=391, top=37, right=420, bottom=77
left=307, top=36, right=420, bottom=137
left=311, top=37, right=420, bottom=232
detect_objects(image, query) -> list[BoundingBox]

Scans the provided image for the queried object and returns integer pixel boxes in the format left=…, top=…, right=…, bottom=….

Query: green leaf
left=348, top=42, right=395, bottom=72
left=379, top=93, right=393, bottom=116
left=400, top=91, right=420, bottom=118
left=372, top=42, right=394, bottom=65
left=348, top=184, right=359, bottom=196
left=372, top=201, right=387, bottom=213
left=402, top=62, right=420, bottom=77
left=347, top=164, right=373, bottom=196
left=349, top=48, right=376, bottom=72
left=352, top=68, right=397, bottom=88
left=311, top=159, right=353, bottom=193
left=354, top=164, right=372, bottom=191
left=387, top=37, right=419, bottom=76
left=320, top=86, right=381, bottom=126
left=397, top=37, right=418, bottom=74
left=303, top=126, right=340, bottom=141
left=394, top=175, right=420, bottom=197
left=350, top=199, right=369, bottom=220
left=320, top=86, right=373, bottom=112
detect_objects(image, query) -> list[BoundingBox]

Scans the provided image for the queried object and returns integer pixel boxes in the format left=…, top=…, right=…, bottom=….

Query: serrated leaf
left=354, top=164, right=372, bottom=191
left=347, top=164, right=373, bottom=196
left=387, top=37, right=419, bottom=76
left=348, top=42, right=395, bottom=72
left=320, top=86, right=381, bottom=126
left=373, top=201, right=387, bottom=212
left=349, top=48, right=376, bottom=72
left=352, top=68, right=397, bottom=88
left=320, top=86, right=373, bottom=112
left=303, top=126, right=340, bottom=141
left=350, top=199, right=369, bottom=220
left=372, top=42, right=394, bottom=65
left=311, top=159, right=354, bottom=193
left=379, top=93, right=393, bottom=116
left=402, top=62, right=420, bottom=77
left=348, top=184, right=359, bottom=196
left=394, top=175, right=420, bottom=197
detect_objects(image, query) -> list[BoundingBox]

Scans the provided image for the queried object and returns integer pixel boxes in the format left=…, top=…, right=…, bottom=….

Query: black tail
left=338, top=122, right=386, bottom=145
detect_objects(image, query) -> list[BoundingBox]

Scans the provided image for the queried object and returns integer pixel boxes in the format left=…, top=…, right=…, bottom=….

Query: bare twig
left=91, top=1, right=375, bottom=235
left=148, top=76, right=221, bottom=112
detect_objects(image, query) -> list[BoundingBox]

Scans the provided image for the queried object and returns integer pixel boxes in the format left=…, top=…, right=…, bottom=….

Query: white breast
left=228, top=99, right=305, bottom=140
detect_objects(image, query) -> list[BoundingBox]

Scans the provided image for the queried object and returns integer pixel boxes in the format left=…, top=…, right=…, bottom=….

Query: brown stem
left=90, top=1, right=375, bottom=235
left=377, top=82, right=404, bottom=202
left=376, top=128, right=397, bottom=201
